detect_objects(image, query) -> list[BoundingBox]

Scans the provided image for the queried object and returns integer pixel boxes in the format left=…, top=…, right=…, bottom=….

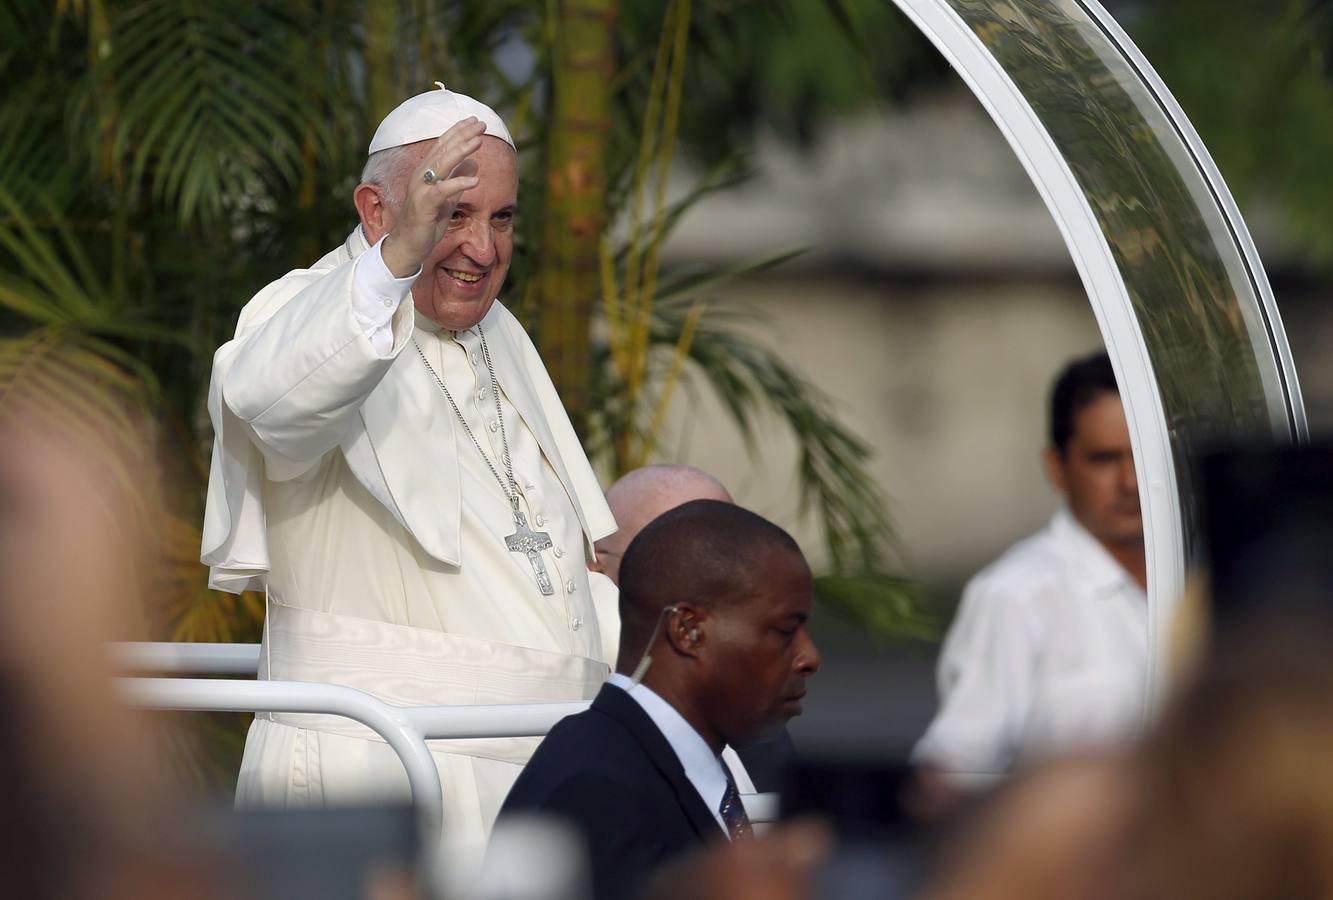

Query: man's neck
left=1101, top=538, right=1147, bottom=591
left=626, top=671, right=725, bottom=756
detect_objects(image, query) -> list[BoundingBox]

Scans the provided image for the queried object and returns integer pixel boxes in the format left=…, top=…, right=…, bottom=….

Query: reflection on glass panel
left=945, top=0, right=1297, bottom=566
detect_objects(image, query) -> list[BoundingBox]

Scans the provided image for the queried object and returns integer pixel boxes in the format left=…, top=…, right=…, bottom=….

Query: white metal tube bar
left=119, top=677, right=443, bottom=841
left=112, top=642, right=261, bottom=675
left=121, top=669, right=778, bottom=825
left=402, top=701, right=590, bottom=740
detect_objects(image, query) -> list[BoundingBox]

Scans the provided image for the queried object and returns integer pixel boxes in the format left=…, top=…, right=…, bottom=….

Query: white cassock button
left=471, top=351, right=480, bottom=365
left=571, top=617, right=583, bottom=631
left=488, top=419, right=499, bottom=432
left=476, top=388, right=486, bottom=401
left=535, top=514, right=546, bottom=527
left=553, top=547, right=564, bottom=559
left=382, top=298, right=393, bottom=308
left=565, top=579, right=577, bottom=595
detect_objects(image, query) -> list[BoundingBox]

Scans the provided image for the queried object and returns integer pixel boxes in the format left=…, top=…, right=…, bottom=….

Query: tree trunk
left=535, top=0, right=617, bottom=439
left=364, top=2, right=402, bottom=125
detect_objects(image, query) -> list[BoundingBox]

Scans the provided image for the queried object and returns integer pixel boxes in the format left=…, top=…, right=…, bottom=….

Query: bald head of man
left=590, top=464, right=733, bottom=585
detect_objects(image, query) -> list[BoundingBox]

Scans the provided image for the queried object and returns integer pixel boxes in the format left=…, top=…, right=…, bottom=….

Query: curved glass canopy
left=889, top=0, right=1307, bottom=703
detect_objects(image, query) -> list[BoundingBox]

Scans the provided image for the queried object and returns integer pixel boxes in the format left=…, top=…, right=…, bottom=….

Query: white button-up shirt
left=914, top=508, right=1148, bottom=777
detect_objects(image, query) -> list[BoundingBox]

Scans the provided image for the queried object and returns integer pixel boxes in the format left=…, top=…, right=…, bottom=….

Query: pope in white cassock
left=200, top=86, right=621, bottom=846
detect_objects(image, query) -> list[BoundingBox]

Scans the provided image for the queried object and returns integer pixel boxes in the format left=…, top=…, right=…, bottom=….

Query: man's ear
left=664, top=604, right=704, bottom=658
left=353, top=183, right=391, bottom=244
left=1043, top=445, right=1068, bottom=496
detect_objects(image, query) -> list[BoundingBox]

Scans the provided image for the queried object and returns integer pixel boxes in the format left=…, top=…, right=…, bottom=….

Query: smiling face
left=389, top=135, right=517, bottom=330
left=698, top=546, right=821, bottom=749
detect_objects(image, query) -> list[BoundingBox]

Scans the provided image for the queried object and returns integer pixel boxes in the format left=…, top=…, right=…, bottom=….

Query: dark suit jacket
left=497, top=684, right=724, bottom=900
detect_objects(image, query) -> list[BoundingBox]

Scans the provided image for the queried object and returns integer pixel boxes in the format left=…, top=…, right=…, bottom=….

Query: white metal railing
left=116, top=643, right=781, bottom=829
left=113, top=641, right=261, bottom=675
left=119, top=676, right=446, bottom=840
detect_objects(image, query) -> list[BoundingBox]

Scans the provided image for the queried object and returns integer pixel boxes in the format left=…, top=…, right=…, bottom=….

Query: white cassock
left=201, top=227, right=621, bottom=850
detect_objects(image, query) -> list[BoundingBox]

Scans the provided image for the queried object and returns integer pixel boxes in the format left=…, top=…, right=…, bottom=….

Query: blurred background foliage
left=1127, top=0, right=1333, bottom=265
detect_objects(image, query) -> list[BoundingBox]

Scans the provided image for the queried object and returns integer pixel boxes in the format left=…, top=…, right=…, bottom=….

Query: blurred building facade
left=657, top=86, right=1332, bottom=606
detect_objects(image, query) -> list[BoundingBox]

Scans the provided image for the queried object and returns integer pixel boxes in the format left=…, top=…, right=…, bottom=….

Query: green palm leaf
left=88, top=0, right=316, bottom=228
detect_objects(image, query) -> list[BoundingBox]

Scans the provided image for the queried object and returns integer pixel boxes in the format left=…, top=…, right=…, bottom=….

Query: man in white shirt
left=914, top=352, right=1147, bottom=779
left=200, top=86, right=619, bottom=848
left=498, top=499, right=822, bottom=900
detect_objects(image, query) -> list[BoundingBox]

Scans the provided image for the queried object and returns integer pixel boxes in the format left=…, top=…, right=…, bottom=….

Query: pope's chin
left=413, top=276, right=500, bottom=331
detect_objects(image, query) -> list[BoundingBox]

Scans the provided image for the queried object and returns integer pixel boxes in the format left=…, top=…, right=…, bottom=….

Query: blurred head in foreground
left=920, top=616, right=1333, bottom=900
left=640, top=819, right=833, bottom=900
left=1125, top=623, right=1333, bottom=900
left=918, top=754, right=1136, bottom=900
left=618, top=499, right=821, bottom=750
left=0, top=336, right=213, bottom=899
left=590, top=464, right=732, bottom=585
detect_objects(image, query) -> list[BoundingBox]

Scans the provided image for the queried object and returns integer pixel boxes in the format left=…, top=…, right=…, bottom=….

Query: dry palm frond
left=642, top=297, right=934, bottom=636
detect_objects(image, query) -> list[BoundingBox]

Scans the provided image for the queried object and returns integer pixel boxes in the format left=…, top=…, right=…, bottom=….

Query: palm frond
left=653, top=247, right=806, bottom=305
left=86, top=0, right=315, bottom=228
left=158, top=511, right=263, bottom=644
left=585, top=292, right=933, bottom=637
left=0, top=93, right=79, bottom=210
left=0, top=191, right=190, bottom=375
left=648, top=294, right=901, bottom=574
left=813, top=572, right=936, bottom=641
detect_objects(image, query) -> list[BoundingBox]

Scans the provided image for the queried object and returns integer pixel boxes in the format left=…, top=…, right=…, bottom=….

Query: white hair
left=358, top=145, right=418, bottom=208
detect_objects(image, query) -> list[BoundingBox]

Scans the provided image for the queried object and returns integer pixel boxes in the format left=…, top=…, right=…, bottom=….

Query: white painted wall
left=655, top=277, right=1103, bottom=588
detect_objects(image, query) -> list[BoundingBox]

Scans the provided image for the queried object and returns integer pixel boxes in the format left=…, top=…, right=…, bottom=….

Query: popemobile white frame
left=890, top=0, right=1307, bottom=708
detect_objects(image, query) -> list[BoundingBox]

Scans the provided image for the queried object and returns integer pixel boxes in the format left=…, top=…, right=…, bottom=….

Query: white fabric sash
left=259, top=602, right=609, bottom=765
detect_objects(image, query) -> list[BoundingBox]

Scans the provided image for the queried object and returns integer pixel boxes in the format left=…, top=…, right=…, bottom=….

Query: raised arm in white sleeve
left=352, top=235, right=419, bottom=356
left=220, top=244, right=416, bottom=470
left=222, top=119, right=486, bottom=471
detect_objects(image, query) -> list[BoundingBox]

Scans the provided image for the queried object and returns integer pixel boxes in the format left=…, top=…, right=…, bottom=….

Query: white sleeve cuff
left=352, top=236, right=419, bottom=356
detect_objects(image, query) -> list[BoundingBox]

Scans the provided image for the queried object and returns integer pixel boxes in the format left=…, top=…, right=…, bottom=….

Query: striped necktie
left=719, top=770, right=753, bottom=841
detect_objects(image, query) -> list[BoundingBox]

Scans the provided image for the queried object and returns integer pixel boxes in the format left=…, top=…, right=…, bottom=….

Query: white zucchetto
left=367, top=82, right=515, bottom=155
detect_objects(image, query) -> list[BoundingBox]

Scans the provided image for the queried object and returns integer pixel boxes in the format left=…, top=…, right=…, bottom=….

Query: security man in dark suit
left=496, top=499, right=822, bottom=900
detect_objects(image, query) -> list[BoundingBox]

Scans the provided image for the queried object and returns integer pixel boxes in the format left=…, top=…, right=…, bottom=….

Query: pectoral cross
left=506, top=509, right=555, bottom=595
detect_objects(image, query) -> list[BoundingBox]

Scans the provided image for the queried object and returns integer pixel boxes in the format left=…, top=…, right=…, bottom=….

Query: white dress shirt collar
left=606, top=673, right=729, bottom=834
left=1050, top=506, right=1142, bottom=600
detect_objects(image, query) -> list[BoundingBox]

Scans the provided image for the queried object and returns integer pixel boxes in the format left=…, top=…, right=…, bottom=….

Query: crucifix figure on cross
left=506, top=510, right=555, bottom=595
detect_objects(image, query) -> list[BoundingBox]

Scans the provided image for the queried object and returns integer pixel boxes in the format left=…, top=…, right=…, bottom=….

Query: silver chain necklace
left=413, top=326, right=556, bottom=596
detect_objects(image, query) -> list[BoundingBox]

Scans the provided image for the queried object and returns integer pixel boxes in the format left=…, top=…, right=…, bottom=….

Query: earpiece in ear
left=688, top=627, right=701, bottom=642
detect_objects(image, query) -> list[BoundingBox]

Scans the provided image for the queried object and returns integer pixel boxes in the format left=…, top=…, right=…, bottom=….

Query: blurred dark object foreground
left=1200, top=440, right=1333, bottom=638
left=782, top=757, right=934, bottom=899
left=205, top=805, right=418, bottom=900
